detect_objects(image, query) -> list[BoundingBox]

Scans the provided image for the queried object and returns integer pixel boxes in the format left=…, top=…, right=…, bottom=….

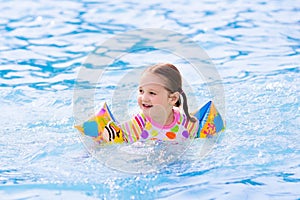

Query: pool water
left=1, top=0, right=299, bottom=199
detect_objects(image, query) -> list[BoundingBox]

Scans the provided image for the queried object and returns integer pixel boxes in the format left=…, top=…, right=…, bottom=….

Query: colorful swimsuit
left=119, top=108, right=199, bottom=143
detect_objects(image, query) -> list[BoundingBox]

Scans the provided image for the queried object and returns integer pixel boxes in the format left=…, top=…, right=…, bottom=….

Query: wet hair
left=144, top=63, right=196, bottom=122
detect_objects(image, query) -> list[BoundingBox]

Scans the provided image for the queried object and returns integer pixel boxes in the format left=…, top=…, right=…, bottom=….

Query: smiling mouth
left=142, top=103, right=153, bottom=109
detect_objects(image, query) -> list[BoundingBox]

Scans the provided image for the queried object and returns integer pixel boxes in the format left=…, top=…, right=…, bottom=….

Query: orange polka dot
left=166, top=132, right=176, bottom=139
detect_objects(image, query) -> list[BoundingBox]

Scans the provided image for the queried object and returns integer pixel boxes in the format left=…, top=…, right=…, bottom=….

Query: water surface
left=0, top=0, right=299, bottom=199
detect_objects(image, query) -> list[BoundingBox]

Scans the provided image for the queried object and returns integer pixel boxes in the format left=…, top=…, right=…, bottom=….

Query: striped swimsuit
left=119, top=108, right=199, bottom=143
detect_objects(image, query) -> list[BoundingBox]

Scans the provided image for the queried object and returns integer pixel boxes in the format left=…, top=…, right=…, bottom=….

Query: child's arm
left=118, top=113, right=145, bottom=143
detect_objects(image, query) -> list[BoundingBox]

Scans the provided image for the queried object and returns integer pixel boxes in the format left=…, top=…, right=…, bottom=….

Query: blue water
left=1, top=0, right=300, bottom=199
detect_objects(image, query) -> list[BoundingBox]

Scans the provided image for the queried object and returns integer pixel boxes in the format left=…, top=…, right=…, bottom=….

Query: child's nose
left=142, top=93, right=150, bottom=101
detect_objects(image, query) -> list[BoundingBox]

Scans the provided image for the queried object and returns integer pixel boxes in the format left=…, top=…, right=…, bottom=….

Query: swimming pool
left=1, top=0, right=299, bottom=199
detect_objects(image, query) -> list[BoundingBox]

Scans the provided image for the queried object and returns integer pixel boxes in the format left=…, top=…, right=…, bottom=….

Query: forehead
left=139, top=71, right=166, bottom=88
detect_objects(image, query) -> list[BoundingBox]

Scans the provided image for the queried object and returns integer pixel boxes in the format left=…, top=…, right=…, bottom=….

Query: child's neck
left=150, top=109, right=174, bottom=127
left=164, top=110, right=174, bottom=126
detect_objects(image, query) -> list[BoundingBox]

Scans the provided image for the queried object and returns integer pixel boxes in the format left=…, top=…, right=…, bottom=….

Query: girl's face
left=138, top=72, right=178, bottom=123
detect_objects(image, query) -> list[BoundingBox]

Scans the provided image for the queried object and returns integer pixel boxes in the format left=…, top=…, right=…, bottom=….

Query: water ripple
left=0, top=0, right=300, bottom=199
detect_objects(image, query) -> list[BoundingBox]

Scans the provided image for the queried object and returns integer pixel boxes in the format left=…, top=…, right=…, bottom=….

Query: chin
left=142, top=109, right=150, bottom=116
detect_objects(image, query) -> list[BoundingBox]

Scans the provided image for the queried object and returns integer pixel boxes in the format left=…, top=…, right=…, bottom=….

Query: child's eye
left=139, top=89, right=143, bottom=94
left=149, top=91, right=156, bottom=95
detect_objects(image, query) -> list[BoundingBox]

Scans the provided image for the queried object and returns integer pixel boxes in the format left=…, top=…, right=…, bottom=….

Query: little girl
left=116, top=63, right=199, bottom=143
left=76, top=62, right=224, bottom=143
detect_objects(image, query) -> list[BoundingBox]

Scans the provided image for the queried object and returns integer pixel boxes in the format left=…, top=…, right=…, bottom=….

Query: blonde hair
left=144, top=63, right=196, bottom=122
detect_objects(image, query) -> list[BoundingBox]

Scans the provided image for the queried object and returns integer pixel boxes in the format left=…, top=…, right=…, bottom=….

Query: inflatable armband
left=192, top=101, right=225, bottom=138
left=75, top=103, right=124, bottom=143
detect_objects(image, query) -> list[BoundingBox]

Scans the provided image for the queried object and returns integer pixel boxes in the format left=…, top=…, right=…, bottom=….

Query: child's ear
left=169, top=92, right=180, bottom=105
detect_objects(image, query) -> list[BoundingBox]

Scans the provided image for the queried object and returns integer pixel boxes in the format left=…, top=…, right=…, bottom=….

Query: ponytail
left=178, top=89, right=196, bottom=123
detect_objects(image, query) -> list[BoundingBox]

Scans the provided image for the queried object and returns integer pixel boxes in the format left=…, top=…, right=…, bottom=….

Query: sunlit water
left=1, top=0, right=299, bottom=199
